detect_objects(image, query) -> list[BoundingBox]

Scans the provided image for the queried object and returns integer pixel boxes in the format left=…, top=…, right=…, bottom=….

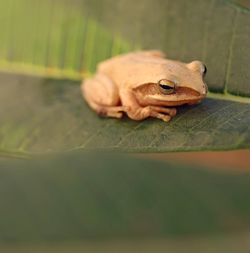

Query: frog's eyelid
left=158, top=79, right=176, bottom=85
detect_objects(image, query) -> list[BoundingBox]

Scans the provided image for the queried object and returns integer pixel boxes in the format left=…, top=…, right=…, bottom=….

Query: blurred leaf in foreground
left=0, top=151, right=250, bottom=245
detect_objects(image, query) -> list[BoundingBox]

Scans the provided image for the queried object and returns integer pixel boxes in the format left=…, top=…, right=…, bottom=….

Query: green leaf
left=0, top=0, right=249, bottom=154
left=0, top=0, right=249, bottom=100
left=0, top=152, right=250, bottom=244
left=81, top=0, right=250, bottom=97
left=0, top=72, right=249, bottom=155
left=0, top=0, right=133, bottom=79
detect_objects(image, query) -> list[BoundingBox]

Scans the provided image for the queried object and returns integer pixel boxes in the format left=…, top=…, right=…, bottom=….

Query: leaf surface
left=0, top=72, right=249, bottom=154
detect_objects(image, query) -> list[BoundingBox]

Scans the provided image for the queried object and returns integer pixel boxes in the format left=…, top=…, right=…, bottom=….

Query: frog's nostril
left=202, top=84, right=208, bottom=95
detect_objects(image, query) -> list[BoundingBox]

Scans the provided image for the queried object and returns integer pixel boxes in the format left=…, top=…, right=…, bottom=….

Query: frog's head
left=133, top=60, right=208, bottom=107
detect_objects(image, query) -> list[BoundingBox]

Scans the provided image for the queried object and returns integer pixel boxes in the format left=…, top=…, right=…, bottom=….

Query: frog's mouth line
left=135, top=83, right=206, bottom=96
left=149, top=86, right=205, bottom=100
left=135, top=83, right=206, bottom=106
left=147, top=87, right=206, bottom=106
left=174, top=87, right=202, bottom=97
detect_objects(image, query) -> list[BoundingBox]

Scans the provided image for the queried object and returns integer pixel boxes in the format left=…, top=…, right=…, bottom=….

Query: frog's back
left=96, top=50, right=175, bottom=89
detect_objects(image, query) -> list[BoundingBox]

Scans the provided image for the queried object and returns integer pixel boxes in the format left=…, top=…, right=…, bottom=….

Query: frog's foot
left=126, top=106, right=176, bottom=122
left=148, top=106, right=176, bottom=122
left=87, top=100, right=125, bottom=119
left=99, top=105, right=125, bottom=119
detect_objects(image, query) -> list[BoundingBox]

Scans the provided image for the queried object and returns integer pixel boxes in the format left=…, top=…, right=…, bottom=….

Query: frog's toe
left=151, top=112, right=171, bottom=122
left=106, top=112, right=123, bottom=119
left=149, top=106, right=176, bottom=117
left=162, top=115, right=172, bottom=122
left=169, top=108, right=177, bottom=117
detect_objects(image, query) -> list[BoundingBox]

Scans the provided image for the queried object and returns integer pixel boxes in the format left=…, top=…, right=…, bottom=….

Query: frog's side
left=81, top=50, right=207, bottom=122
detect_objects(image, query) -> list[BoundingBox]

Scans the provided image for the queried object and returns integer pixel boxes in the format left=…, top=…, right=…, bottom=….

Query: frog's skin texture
left=81, top=50, right=207, bottom=122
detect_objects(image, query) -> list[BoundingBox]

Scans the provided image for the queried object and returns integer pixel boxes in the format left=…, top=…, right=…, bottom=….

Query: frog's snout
left=202, top=83, right=208, bottom=96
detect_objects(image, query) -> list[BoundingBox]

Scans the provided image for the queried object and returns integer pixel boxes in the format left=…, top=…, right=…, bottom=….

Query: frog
left=81, top=50, right=207, bottom=122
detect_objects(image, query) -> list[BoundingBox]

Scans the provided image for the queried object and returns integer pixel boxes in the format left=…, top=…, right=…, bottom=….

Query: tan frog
left=81, top=50, right=207, bottom=122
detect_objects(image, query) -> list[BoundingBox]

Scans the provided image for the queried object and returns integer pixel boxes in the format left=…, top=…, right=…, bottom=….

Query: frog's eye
left=203, top=64, right=207, bottom=77
left=158, top=79, right=176, bottom=94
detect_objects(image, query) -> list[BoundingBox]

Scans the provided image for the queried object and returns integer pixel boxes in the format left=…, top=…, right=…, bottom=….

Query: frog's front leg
left=141, top=106, right=176, bottom=122
left=129, top=106, right=176, bottom=122
left=82, top=73, right=125, bottom=118
left=120, top=89, right=176, bottom=122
